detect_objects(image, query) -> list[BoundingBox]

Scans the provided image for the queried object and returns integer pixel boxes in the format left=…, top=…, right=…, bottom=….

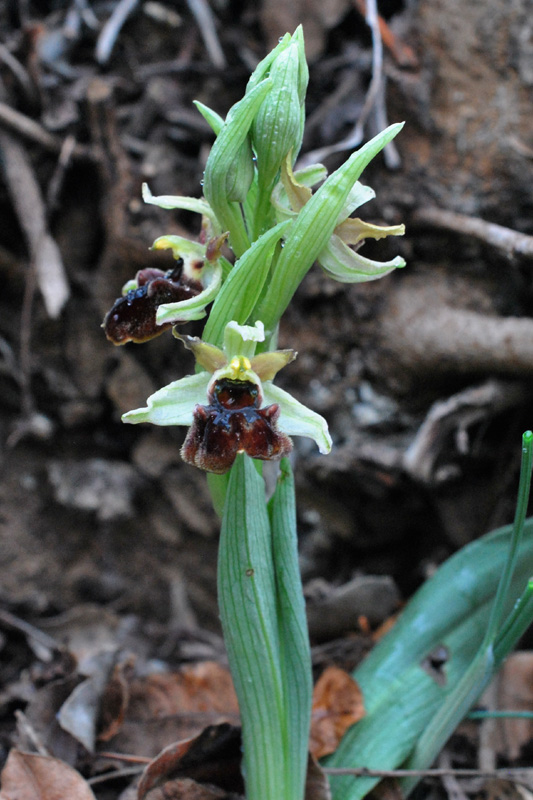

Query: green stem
left=218, top=454, right=287, bottom=800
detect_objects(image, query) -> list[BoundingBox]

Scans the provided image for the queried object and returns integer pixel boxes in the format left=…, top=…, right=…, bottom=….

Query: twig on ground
left=0, top=607, right=60, bottom=653
left=0, top=100, right=93, bottom=159
left=403, top=380, right=528, bottom=485
left=185, top=0, right=226, bottom=68
left=438, top=750, right=470, bottom=800
left=95, top=0, right=141, bottom=64
left=322, top=766, right=533, bottom=781
left=413, top=207, right=533, bottom=259
left=300, top=0, right=399, bottom=168
left=0, top=128, right=70, bottom=318
left=353, top=0, right=418, bottom=68
left=0, top=44, right=38, bottom=105
left=377, top=276, right=533, bottom=387
left=88, top=766, right=145, bottom=785
left=46, top=134, right=77, bottom=217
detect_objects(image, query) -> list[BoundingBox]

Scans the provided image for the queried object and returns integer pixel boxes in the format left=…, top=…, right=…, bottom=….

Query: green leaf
left=256, top=123, right=404, bottom=333
left=326, top=518, right=533, bottom=798
left=202, top=219, right=291, bottom=348
left=218, top=454, right=286, bottom=800
left=269, top=459, right=312, bottom=800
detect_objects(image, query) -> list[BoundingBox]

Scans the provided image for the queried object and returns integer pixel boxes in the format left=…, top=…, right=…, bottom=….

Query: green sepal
left=318, top=234, right=406, bottom=283
left=263, top=382, right=332, bottom=454
left=155, top=260, right=223, bottom=325
left=257, top=122, right=405, bottom=332
left=121, top=372, right=208, bottom=427
left=142, top=183, right=218, bottom=226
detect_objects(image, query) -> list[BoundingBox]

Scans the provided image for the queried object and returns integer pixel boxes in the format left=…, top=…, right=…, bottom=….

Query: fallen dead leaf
left=494, top=651, right=533, bottom=760
left=305, top=754, right=331, bottom=800
left=0, top=750, right=96, bottom=800
left=310, top=665, right=365, bottom=759
left=126, top=661, right=239, bottom=720
left=137, top=723, right=243, bottom=800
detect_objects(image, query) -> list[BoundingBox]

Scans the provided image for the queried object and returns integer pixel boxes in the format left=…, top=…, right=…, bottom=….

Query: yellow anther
left=229, top=356, right=251, bottom=377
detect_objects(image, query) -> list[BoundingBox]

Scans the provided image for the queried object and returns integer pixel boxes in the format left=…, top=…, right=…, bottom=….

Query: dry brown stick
left=0, top=100, right=93, bottom=159
left=185, top=0, right=226, bottom=68
left=0, top=128, right=70, bottom=318
left=413, top=207, right=533, bottom=259
left=322, top=766, right=533, bottom=780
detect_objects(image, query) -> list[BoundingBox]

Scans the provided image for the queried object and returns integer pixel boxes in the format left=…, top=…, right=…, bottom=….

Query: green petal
left=122, top=372, right=209, bottom=427
left=155, top=261, right=223, bottom=325
left=338, top=182, right=376, bottom=223
left=263, top=383, right=332, bottom=454
left=142, top=183, right=217, bottom=225
left=223, top=320, right=265, bottom=360
left=318, top=233, right=406, bottom=283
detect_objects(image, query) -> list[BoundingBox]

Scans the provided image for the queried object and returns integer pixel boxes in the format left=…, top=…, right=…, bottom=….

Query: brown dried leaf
left=305, top=754, right=331, bottom=800
left=494, top=651, right=533, bottom=760
left=137, top=723, right=243, bottom=800
left=129, top=662, right=239, bottom=719
left=0, top=750, right=96, bottom=800
left=310, top=666, right=365, bottom=759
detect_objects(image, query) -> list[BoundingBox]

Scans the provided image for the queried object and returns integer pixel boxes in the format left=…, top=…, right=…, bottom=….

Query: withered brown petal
left=103, top=269, right=202, bottom=345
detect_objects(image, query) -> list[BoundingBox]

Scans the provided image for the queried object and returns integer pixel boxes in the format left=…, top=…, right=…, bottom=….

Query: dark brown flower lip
left=103, top=263, right=203, bottom=345
left=181, top=378, right=292, bottom=473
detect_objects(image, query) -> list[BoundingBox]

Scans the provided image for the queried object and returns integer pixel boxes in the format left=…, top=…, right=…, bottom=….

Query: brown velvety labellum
left=103, top=261, right=203, bottom=345
left=181, top=379, right=292, bottom=474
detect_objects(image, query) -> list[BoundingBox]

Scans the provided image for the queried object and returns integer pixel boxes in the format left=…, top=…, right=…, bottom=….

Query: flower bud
left=251, top=37, right=307, bottom=190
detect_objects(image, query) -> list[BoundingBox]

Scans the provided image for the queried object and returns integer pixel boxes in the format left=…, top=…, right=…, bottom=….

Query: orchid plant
left=103, top=28, right=405, bottom=800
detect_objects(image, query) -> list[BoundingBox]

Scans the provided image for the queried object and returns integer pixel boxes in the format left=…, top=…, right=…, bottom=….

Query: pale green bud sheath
left=202, top=78, right=272, bottom=258
left=250, top=35, right=308, bottom=239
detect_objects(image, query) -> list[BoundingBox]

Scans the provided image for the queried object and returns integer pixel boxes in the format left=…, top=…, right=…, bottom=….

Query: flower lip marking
left=181, top=377, right=292, bottom=474
left=103, top=259, right=203, bottom=345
